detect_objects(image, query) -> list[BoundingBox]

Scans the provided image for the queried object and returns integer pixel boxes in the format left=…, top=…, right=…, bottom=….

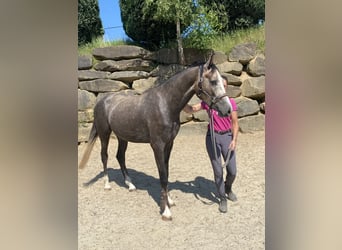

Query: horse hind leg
left=98, top=127, right=112, bottom=190
left=116, top=138, right=136, bottom=191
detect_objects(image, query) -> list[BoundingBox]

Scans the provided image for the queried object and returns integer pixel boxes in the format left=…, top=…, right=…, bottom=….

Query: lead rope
left=195, top=108, right=216, bottom=206
left=209, top=108, right=217, bottom=162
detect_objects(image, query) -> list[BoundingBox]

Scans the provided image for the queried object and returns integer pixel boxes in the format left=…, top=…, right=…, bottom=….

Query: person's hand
left=229, top=140, right=236, bottom=151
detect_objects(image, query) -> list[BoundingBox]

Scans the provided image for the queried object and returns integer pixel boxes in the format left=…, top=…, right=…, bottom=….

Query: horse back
left=94, top=91, right=179, bottom=143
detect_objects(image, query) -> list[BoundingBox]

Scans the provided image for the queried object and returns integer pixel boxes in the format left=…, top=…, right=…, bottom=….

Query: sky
left=98, top=0, right=128, bottom=41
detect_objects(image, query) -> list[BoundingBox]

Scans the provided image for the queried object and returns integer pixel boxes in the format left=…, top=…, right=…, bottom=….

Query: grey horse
left=79, top=54, right=232, bottom=220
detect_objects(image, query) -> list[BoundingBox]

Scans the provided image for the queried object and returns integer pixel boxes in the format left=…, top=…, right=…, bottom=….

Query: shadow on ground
left=82, top=167, right=219, bottom=206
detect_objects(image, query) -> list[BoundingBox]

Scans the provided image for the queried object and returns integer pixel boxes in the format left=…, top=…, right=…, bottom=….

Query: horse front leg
left=116, top=138, right=136, bottom=191
left=151, top=141, right=172, bottom=220
left=164, top=141, right=175, bottom=207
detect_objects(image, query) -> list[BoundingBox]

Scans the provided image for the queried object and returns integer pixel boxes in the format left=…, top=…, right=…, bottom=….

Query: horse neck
left=163, top=66, right=199, bottom=112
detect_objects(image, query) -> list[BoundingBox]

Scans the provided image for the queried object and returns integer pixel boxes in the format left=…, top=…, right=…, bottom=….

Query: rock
left=155, top=48, right=218, bottom=65
left=222, top=73, right=242, bottom=86
left=241, top=76, right=265, bottom=100
left=78, top=89, right=96, bottom=111
left=247, top=54, right=265, bottom=76
left=180, top=111, right=193, bottom=124
left=239, top=71, right=251, bottom=83
left=94, top=59, right=155, bottom=72
left=78, top=55, right=92, bottom=70
left=193, top=110, right=209, bottom=122
left=149, top=64, right=187, bottom=83
left=212, top=51, right=228, bottom=65
left=238, top=113, right=265, bottom=132
left=180, top=95, right=209, bottom=123
left=108, top=71, right=150, bottom=83
left=78, top=70, right=110, bottom=81
left=229, top=43, right=257, bottom=65
left=77, top=44, right=266, bottom=135
left=78, top=122, right=92, bottom=142
left=188, top=93, right=202, bottom=105
left=184, top=48, right=212, bottom=65
left=260, top=102, right=265, bottom=113
left=216, top=61, right=243, bottom=75
left=189, top=96, right=209, bottom=122
left=132, top=77, right=158, bottom=94
left=153, top=48, right=226, bottom=66
left=235, top=96, right=260, bottom=118
left=226, top=85, right=241, bottom=98
left=92, top=45, right=153, bottom=60
left=78, top=109, right=94, bottom=123
left=153, top=48, right=178, bottom=64
left=79, top=79, right=129, bottom=92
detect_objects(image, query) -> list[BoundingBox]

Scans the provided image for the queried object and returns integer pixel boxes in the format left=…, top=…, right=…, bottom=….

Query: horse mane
left=147, top=59, right=218, bottom=90
left=153, top=62, right=205, bottom=87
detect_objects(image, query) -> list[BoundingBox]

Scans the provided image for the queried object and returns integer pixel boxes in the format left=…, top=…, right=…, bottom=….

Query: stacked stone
left=78, top=46, right=157, bottom=142
left=78, top=43, right=265, bottom=142
left=182, top=43, right=265, bottom=133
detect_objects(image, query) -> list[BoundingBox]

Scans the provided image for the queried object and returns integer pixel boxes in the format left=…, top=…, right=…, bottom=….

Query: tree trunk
left=176, top=17, right=185, bottom=65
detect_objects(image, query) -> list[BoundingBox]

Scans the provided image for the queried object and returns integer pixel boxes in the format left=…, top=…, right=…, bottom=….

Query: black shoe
left=226, top=191, right=237, bottom=202
left=219, top=198, right=227, bottom=213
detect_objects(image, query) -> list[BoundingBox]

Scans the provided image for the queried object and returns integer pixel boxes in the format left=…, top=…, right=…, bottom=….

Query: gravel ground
left=78, top=123, right=265, bottom=249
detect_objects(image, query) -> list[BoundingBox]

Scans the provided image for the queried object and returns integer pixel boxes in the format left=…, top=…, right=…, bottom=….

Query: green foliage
left=120, top=0, right=179, bottom=49
left=183, top=2, right=227, bottom=49
left=78, top=0, right=104, bottom=46
left=203, top=0, right=265, bottom=31
left=121, top=0, right=264, bottom=50
left=144, top=0, right=194, bottom=24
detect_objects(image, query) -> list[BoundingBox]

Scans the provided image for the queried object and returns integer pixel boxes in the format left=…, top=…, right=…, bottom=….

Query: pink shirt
left=201, top=98, right=237, bottom=131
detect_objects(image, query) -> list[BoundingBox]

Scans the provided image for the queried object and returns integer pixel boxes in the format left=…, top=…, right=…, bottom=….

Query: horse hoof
left=161, top=215, right=172, bottom=221
left=104, top=184, right=112, bottom=190
left=125, top=180, right=136, bottom=191
left=161, top=205, right=172, bottom=220
left=128, top=183, right=136, bottom=191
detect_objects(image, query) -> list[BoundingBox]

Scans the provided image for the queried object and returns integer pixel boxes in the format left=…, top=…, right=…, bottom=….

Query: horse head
left=195, top=53, right=232, bottom=117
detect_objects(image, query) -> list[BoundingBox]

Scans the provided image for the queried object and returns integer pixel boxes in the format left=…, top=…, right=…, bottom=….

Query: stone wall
left=78, top=43, right=265, bottom=142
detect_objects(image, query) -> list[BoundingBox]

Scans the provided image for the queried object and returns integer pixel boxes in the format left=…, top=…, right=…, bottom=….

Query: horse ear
left=204, top=51, right=214, bottom=69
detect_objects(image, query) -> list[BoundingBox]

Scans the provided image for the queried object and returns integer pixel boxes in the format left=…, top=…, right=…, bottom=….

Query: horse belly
left=109, top=110, right=151, bottom=143
left=113, top=127, right=150, bottom=143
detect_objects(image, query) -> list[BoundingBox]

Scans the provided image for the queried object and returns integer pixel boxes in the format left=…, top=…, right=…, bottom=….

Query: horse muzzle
left=211, top=95, right=232, bottom=117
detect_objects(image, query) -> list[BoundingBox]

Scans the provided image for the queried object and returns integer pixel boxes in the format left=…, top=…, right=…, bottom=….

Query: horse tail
left=79, top=123, right=98, bottom=169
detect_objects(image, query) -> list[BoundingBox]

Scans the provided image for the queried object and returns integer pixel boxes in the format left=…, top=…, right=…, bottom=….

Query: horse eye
left=210, top=80, right=217, bottom=85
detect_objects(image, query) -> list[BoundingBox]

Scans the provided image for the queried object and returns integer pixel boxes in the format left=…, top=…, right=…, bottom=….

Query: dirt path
left=78, top=123, right=265, bottom=249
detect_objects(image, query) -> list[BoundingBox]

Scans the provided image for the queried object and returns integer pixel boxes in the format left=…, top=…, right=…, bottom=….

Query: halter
left=195, top=65, right=229, bottom=109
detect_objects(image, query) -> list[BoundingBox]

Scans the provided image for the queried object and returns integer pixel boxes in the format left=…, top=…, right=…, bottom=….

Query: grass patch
left=212, top=25, right=265, bottom=54
left=78, top=37, right=133, bottom=56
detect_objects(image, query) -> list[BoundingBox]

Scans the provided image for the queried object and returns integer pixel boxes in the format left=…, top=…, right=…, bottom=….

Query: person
left=183, top=76, right=239, bottom=213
